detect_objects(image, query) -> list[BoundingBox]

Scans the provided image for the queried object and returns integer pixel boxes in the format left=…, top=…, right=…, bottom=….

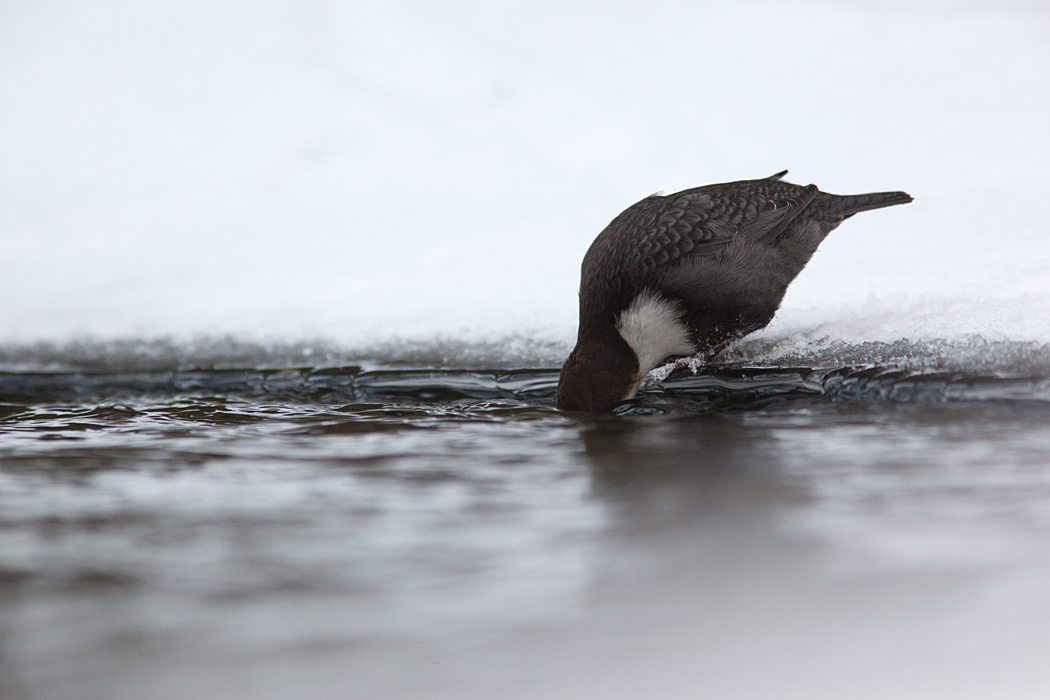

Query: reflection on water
left=2, top=369, right=1050, bottom=699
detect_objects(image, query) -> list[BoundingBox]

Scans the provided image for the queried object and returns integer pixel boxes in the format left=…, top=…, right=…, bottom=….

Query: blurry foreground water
left=3, top=344, right=1050, bottom=699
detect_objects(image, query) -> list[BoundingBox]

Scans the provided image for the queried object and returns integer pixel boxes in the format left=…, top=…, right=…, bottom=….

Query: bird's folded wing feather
left=624, top=184, right=818, bottom=285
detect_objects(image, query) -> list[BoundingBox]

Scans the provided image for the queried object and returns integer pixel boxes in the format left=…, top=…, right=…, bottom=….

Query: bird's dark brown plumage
left=558, top=171, right=912, bottom=413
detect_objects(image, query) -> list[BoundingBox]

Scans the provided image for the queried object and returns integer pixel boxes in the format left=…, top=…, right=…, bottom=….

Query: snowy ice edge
left=0, top=335, right=572, bottom=373
left=2, top=333, right=1050, bottom=377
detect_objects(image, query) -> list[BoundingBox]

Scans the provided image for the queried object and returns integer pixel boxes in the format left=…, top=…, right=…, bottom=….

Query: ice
left=2, top=0, right=1049, bottom=357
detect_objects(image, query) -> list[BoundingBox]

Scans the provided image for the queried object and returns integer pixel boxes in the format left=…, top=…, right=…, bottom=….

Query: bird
left=556, top=171, right=912, bottom=412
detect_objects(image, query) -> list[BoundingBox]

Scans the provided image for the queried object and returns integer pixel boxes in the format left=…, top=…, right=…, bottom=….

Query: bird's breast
left=615, top=289, right=697, bottom=377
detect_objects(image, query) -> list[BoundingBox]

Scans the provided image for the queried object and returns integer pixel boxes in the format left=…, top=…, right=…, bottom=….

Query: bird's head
left=556, top=339, right=641, bottom=413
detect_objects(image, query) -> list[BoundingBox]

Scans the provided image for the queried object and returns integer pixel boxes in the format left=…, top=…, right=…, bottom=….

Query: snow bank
left=2, top=0, right=1048, bottom=359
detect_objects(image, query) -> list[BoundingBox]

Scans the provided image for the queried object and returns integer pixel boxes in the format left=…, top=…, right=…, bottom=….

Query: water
left=3, top=353, right=1050, bottom=699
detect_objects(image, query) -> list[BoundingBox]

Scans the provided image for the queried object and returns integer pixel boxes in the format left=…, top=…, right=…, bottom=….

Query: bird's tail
left=831, top=191, right=913, bottom=219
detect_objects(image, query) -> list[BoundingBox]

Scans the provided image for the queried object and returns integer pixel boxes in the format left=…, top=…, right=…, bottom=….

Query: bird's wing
left=624, top=183, right=819, bottom=283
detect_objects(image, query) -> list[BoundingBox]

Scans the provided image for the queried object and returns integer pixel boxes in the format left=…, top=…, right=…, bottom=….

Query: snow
left=1, top=0, right=1049, bottom=356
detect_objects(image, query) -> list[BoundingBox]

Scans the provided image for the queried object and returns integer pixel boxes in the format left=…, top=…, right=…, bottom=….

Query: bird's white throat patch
left=615, top=290, right=697, bottom=377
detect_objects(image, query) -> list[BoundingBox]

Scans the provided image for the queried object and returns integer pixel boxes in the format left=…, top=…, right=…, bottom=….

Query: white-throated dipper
left=557, top=171, right=912, bottom=412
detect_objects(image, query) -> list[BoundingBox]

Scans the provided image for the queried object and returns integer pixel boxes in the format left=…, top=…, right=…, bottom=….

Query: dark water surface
left=2, top=366, right=1050, bottom=699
